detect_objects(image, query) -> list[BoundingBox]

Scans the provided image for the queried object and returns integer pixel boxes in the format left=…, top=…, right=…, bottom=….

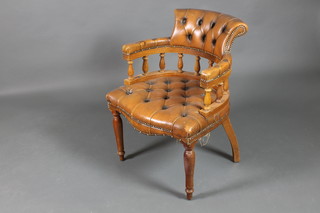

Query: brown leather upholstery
left=107, top=76, right=230, bottom=143
left=107, top=9, right=248, bottom=144
left=171, top=9, right=248, bottom=59
left=121, top=9, right=247, bottom=61
left=106, top=9, right=248, bottom=200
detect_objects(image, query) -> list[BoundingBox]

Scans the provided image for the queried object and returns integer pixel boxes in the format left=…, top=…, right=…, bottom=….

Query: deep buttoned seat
left=107, top=76, right=231, bottom=142
left=106, top=9, right=248, bottom=200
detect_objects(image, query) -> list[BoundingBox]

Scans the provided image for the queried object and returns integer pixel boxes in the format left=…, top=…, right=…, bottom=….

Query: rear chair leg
left=184, top=143, right=196, bottom=200
left=222, top=117, right=240, bottom=163
left=112, top=110, right=125, bottom=161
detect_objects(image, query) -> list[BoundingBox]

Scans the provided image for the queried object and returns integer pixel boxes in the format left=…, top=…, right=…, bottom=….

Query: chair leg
left=183, top=143, right=196, bottom=200
left=222, top=117, right=240, bottom=163
left=112, top=110, right=125, bottom=161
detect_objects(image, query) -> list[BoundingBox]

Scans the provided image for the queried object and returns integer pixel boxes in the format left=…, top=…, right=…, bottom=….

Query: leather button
left=198, top=19, right=203, bottom=26
left=163, top=96, right=169, bottom=100
left=165, top=89, right=172, bottom=92
left=181, top=113, right=188, bottom=117
left=181, top=79, right=189, bottom=83
left=146, top=81, right=154, bottom=85
left=182, top=102, right=188, bottom=106
left=212, top=39, right=216, bottom=46
left=201, top=34, right=206, bottom=42
left=144, top=99, right=150, bottom=103
left=146, top=88, right=153, bottom=92
left=181, top=17, right=187, bottom=25
left=210, top=22, right=215, bottom=28
left=187, top=34, right=192, bottom=41
left=183, top=87, right=189, bottom=91
left=162, top=105, right=168, bottom=110
left=164, top=80, right=171, bottom=84
left=222, top=25, right=227, bottom=33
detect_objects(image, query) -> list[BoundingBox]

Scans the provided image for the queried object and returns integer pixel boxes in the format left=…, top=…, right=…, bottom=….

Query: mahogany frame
left=107, top=10, right=248, bottom=200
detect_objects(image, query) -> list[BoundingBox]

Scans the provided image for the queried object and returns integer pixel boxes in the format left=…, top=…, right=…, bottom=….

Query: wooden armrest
left=122, top=37, right=171, bottom=55
left=199, top=53, right=233, bottom=115
left=200, top=53, right=232, bottom=88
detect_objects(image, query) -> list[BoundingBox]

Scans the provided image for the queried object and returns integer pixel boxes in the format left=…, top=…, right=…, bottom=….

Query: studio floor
left=1, top=70, right=319, bottom=213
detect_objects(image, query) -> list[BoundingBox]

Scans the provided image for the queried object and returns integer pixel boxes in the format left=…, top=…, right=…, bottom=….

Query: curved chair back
left=170, top=9, right=248, bottom=59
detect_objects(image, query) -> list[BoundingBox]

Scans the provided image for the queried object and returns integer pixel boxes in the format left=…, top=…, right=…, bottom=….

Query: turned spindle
left=127, top=60, right=134, bottom=79
left=142, top=56, right=149, bottom=75
left=159, top=53, right=165, bottom=71
left=194, top=56, right=201, bottom=75
left=204, top=88, right=212, bottom=110
left=216, top=83, right=224, bottom=102
left=178, top=53, right=183, bottom=73
left=223, top=79, right=229, bottom=94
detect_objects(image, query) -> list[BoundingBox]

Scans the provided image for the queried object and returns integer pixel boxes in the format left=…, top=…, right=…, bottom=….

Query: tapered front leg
left=222, top=116, right=240, bottom=163
left=184, top=143, right=196, bottom=200
left=112, top=110, right=125, bottom=161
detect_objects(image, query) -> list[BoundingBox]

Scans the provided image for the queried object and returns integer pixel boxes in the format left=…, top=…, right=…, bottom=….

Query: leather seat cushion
left=106, top=76, right=217, bottom=139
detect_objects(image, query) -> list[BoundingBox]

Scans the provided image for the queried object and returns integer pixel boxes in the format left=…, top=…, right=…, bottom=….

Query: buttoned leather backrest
left=170, top=9, right=248, bottom=59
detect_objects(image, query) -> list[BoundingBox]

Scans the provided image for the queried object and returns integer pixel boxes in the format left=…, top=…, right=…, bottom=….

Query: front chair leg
left=112, top=110, right=125, bottom=161
left=183, top=143, right=196, bottom=200
left=222, top=116, right=240, bottom=163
